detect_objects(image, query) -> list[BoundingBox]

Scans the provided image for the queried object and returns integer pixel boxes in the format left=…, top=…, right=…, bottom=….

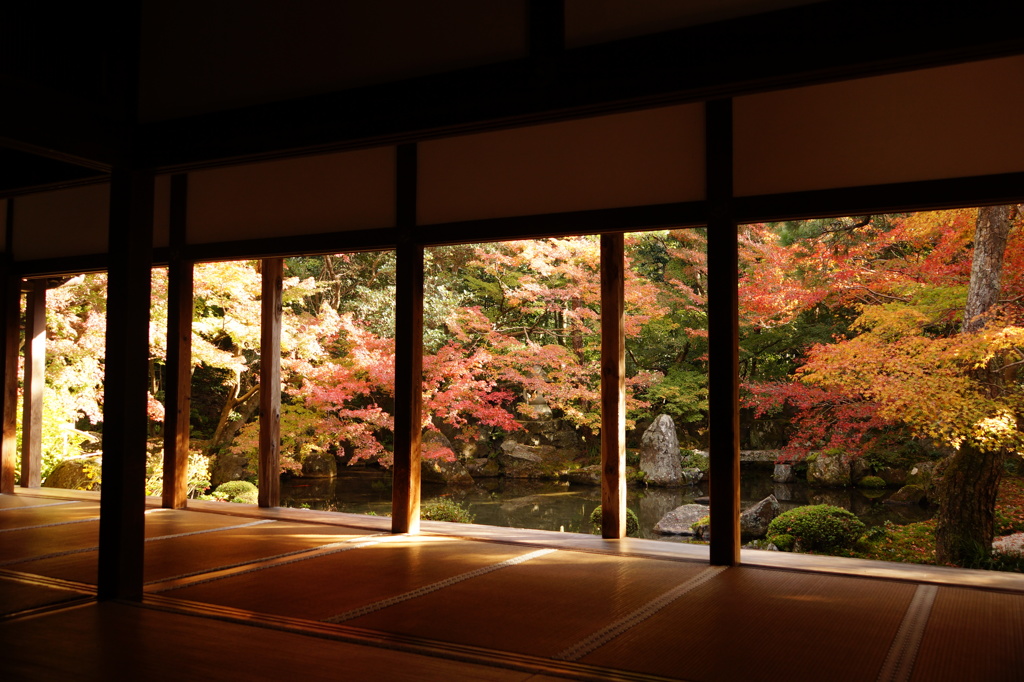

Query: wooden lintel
left=20, top=280, right=45, bottom=488
left=600, top=232, right=626, bottom=539
left=162, top=175, right=192, bottom=508
left=258, top=257, right=283, bottom=508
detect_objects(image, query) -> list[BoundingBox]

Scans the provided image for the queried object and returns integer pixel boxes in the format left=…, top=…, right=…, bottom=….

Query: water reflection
left=280, top=466, right=932, bottom=540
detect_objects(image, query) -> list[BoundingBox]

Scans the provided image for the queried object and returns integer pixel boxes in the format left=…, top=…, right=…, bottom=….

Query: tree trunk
left=962, top=205, right=1012, bottom=333
left=933, top=444, right=1006, bottom=565
left=933, top=205, right=1014, bottom=565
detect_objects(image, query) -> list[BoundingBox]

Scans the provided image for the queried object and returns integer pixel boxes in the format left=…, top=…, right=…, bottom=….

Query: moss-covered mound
left=766, top=504, right=865, bottom=552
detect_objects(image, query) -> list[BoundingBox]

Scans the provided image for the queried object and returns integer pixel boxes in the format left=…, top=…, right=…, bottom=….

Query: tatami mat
left=581, top=566, right=917, bottom=682
left=0, top=573, right=92, bottom=617
left=160, top=536, right=536, bottom=621
left=0, top=601, right=536, bottom=682
left=5, top=491, right=1024, bottom=682
left=909, top=587, right=1024, bottom=682
left=345, top=549, right=711, bottom=658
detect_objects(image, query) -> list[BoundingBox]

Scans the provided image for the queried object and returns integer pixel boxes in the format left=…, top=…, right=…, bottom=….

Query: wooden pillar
left=392, top=143, right=422, bottom=534
left=20, top=280, right=45, bottom=488
left=706, top=98, right=741, bottom=566
left=258, top=257, right=283, bottom=508
left=98, top=165, right=155, bottom=601
left=600, top=232, right=627, bottom=538
left=162, top=175, right=192, bottom=508
left=0, top=209, right=19, bottom=493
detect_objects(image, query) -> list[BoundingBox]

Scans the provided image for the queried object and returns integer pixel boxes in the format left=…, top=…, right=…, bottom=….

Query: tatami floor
left=2, top=489, right=1023, bottom=681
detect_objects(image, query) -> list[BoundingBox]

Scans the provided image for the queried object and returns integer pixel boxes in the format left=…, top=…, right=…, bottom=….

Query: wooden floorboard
left=4, top=490, right=1024, bottom=682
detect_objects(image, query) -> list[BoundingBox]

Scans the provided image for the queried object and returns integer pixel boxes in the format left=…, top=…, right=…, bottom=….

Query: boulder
left=681, top=467, right=704, bottom=485
left=884, top=484, right=927, bottom=506
left=419, top=430, right=473, bottom=485
left=876, top=466, right=909, bottom=488
left=467, top=457, right=501, bottom=478
left=906, top=461, right=937, bottom=499
left=210, top=451, right=251, bottom=488
left=497, top=440, right=563, bottom=479
left=43, top=455, right=101, bottom=491
left=772, top=464, right=796, bottom=483
left=653, top=503, right=709, bottom=536
left=565, top=464, right=602, bottom=486
left=639, top=414, right=682, bottom=486
left=806, top=451, right=851, bottom=488
left=851, top=458, right=873, bottom=484
left=298, top=447, right=337, bottom=478
left=422, top=456, right=474, bottom=485
left=740, top=495, right=782, bottom=539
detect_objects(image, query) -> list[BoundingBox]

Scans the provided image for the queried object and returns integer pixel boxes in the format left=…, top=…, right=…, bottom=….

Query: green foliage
left=145, top=451, right=212, bottom=498
left=420, top=497, right=475, bottom=523
left=771, top=534, right=796, bottom=552
left=857, top=475, right=887, bottom=490
left=590, top=505, right=640, bottom=537
left=209, top=480, right=258, bottom=504
left=766, top=505, right=866, bottom=552
left=682, top=449, right=709, bottom=472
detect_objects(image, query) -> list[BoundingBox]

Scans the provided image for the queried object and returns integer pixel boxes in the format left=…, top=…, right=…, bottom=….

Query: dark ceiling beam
left=142, top=0, right=1024, bottom=171
left=0, top=78, right=128, bottom=172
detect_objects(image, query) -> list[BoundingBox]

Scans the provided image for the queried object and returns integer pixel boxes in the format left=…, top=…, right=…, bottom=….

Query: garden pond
left=280, top=464, right=933, bottom=541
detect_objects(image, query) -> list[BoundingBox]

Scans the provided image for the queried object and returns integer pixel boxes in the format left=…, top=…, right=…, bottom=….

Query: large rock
left=740, top=495, right=781, bottom=539
left=876, top=466, right=909, bottom=488
left=497, top=440, right=563, bottom=479
left=298, top=447, right=337, bottom=478
left=884, top=484, right=927, bottom=506
left=43, top=455, right=102, bottom=491
left=773, top=464, right=796, bottom=483
left=467, top=457, right=501, bottom=478
left=806, top=451, right=851, bottom=487
left=565, top=464, right=602, bottom=486
left=640, top=414, right=682, bottom=486
left=422, top=431, right=474, bottom=485
left=653, top=503, right=709, bottom=535
left=906, top=461, right=937, bottom=499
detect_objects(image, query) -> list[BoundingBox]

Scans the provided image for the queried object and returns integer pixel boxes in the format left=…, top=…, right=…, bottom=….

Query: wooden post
left=392, top=143, right=422, bottom=534
left=258, top=257, right=283, bottom=508
left=98, top=165, right=154, bottom=601
left=20, top=280, right=45, bottom=488
left=706, top=98, right=741, bottom=566
left=162, top=175, right=192, bottom=508
left=0, top=253, right=19, bottom=493
left=600, top=232, right=627, bottom=539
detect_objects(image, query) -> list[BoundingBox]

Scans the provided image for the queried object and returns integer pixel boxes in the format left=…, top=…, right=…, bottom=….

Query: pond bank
left=280, top=465, right=933, bottom=541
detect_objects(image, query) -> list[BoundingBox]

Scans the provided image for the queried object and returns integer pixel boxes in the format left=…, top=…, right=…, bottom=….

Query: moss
left=211, top=480, right=258, bottom=504
left=771, top=533, right=796, bottom=551
left=421, top=497, right=475, bottom=523
left=590, top=506, right=640, bottom=537
left=858, top=475, right=887, bottom=490
left=766, top=504, right=865, bottom=553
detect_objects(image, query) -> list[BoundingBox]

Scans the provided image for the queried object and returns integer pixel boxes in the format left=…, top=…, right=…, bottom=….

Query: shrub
left=590, top=505, right=640, bottom=537
left=421, top=497, right=475, bottom=524
left=210, top=480, right=258, bottom=504
left=766, top=504, right=865, bottom=552
left=858, top=475, right=887, bottom=490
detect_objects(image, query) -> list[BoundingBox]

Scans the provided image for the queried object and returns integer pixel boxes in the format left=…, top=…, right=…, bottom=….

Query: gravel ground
left=992, top=532, right=1024, bottom=556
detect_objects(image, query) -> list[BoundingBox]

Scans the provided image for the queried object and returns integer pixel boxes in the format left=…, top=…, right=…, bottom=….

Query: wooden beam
left=600, top=232, right=626, bottom=539
left=98, top=165, right=154, bottom=601
left=706, top=99, right=741, bottom=566
left=162, top=175, right=192, bottom=508
left=143, top=3, right=1024, bottom=171
left=19, top=280, right=45, bottom=488
left=391, top=144, right=422, bottom=534
left=258, top=257, right=283, bottom=508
